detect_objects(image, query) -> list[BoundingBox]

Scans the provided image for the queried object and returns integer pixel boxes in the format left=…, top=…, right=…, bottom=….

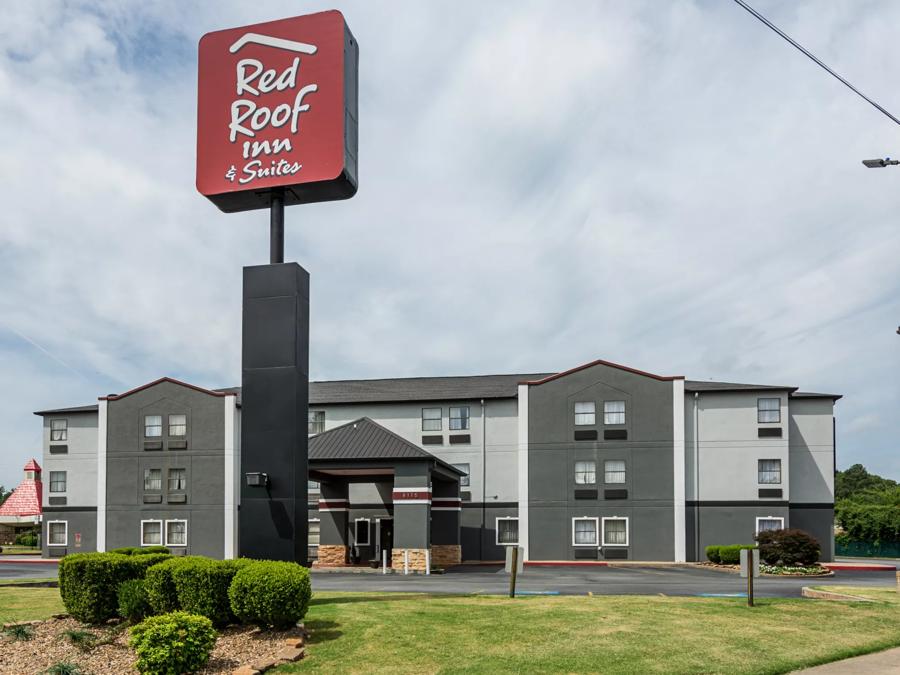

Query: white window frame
left=308, top=410, right=325, bottom=435
left=47, top=520, right=67, bottom=547
left=601, top=516, right=629, bottom=547
left=141, top=519, right=163, bottom=546
left=755, top=516, right=785, bottom=534
left=452, top=463, right=470, bottom=487
left=574, top=401, right=596, bottom=426
left=164, top=519, right=188, bottom=547
left=354, top=518, right=371, bottom=546
left=50, top=418, right=68, bottom=442
left=49, top=470, right=67, bottom=493
left=604, top=400, right=626, bottom=425
left=495, top=516, right=519, bottom=546
left=144, top=415, right=163, bottom=438
left=574, top=460, right=596, bottom=485
left=422, top=407, right=442, bottom=431
left=604, top=459, right=627, bottom=485
left=308, top=518, right=321, bottom=548
left=572, top=516, right=599, bottom=547
left=757, top=398, right=781, bottom=424
left=758, top=459, right=782, bottom=485
left=168, top=414, right=187, bottom=437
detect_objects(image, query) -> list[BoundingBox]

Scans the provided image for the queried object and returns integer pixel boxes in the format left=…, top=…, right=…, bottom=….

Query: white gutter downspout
left=480, top=398, right=486, bottom=562
left=96, top=399, right=108, bottom=552
left=673, top=379, right=686, bottom=562
left=516, top=384, right=529, bottom=561
left=694, top=392, right=700, bottom=562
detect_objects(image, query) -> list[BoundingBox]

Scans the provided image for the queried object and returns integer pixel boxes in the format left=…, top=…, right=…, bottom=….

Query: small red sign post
left=197, top=10, right=358, bottom=218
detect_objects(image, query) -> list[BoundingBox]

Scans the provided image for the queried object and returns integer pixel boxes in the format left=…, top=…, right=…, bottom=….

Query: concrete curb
left=801, top=587, right=875, bottom=602
left=823, top=563, right=896, bottom=572
left=0, top=558, right=58, bottom=565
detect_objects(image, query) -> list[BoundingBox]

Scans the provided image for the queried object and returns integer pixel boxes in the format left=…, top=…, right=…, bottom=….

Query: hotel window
left=141, top=520, right=162, bottom=546
left=604, top=400, right=626, bottom=425
left=604, top=460, right=626, bottom=484
left=48, top=521, right=67, bottom=546
left=308, top=519, right=320, bottom=548
left=757, top=398, right=780, bottom=423
left=496, top=517, right=519, bottom=545
left=758, top=459, right=781, bottom=484
left=168, top=414, right=186, bottom=437
left=144, top=468, right=162, bottom=491
left=165, top=520, right=187, bottom=547
left=144, top=415, right=162, bottom=438
left=422, top=407, right=442, bottom=431
left=168, top=468, right=186, bottom=491
left=452, top=463, right=470, bottom=487
left=49, top=471, right=67, bottom=493
left=602, top=517, right=629, bottom=546
left=756, top=517, right=784, bottom=534
left=308, top=411, right=325, bottom=435
left=355, top=518, right=370, bottom=546
left=450, top=406, right=470, bottom=430
left=573, top=517, right=598, bottom=546
left=50, top=419, right=67, bottom=441
left=574, top=401, right=596, bottom=426
left=574, top=460, right=596, bottom=485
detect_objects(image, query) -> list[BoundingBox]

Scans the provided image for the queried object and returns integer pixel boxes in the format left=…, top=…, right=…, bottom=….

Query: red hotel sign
left=196, top=11, right=358, bottom=213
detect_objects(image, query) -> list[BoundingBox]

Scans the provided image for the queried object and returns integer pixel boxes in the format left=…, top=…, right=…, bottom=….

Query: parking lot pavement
left=0, top=560, right=59, bottom=580
left=311, top=564, right=898, bottom=598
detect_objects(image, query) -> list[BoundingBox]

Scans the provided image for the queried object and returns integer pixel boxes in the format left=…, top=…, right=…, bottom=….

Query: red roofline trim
left=100, top=377, right=237, bottom=401
left=520, top=359, right=684, bottom=386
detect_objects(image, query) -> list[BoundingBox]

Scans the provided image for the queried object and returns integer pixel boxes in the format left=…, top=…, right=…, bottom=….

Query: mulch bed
left=699, top=562, right=834, bottom=577
left=0, top=615, right=305, bottom=674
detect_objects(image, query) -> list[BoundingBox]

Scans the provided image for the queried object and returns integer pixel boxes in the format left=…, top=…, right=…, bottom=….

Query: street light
left=862, top=157, right=900, bottom=168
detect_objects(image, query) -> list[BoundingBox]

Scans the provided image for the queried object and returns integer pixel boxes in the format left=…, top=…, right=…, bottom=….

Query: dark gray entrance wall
left=393, top=461, right=430, bottom=550
left=42, top=508, right=97, bottom=557
left=105, top=380, right=228, bottom=557
left=527, top=363, right=677, bottom=561
left=694, top=504, right=790, bottom=554
left=790, top=506, right=834, bottom=562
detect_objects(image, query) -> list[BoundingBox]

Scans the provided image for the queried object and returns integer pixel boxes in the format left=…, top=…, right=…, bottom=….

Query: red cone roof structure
left=0, top=459, right=42, bottom=517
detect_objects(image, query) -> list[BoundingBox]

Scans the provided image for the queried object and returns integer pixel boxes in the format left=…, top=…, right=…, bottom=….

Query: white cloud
left=0, top=0, right=898, bottom=487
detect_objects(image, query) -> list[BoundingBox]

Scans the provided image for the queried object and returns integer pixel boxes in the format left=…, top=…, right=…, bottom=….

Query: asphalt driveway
left=310, top=564, right=898, bottom=598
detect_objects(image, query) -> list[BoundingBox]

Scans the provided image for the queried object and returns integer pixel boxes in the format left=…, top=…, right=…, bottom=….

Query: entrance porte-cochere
left=309, top=417, right=464, bottom=572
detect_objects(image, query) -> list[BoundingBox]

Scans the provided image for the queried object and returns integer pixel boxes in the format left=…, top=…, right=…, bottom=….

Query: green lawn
left=280, top=590, right=900, bottom=675
left=2, top=586, right=899, bottom=674
left=0, top=586, right=64, bottom=623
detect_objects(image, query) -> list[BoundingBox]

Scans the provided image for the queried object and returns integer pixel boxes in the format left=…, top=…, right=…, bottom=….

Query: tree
left=0, top=485, right=10, bottom=507
left=835, top=464, right=897, bottom=501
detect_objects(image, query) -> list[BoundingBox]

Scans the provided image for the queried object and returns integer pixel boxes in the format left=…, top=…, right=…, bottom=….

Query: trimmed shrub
left=118, top=579, right=151, bottom=623
left=228, top=560, right=312, bottom=628
left=15, top=531, right=38, bottom=547
left=59, top=553, right=166, bottom=624
left=129, top=611, right=217, bottom=675
left=109, top=547, right=140, bottom=555
left=171, top=558, right=243, bottom=626
left=755, top=528, right=820, bottom=566
left=136, top=546, right=170, bottom=555
left=705, top=545, right=721, bottom=563
left=144, top=556, right=210, bottom=615
left=717, top=544, right=756, bottom=565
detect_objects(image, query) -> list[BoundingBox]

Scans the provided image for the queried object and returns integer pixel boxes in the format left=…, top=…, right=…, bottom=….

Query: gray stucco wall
left=42, top=509, right=97, bottom=557
left=105, top=381, right=227, bottom=557
left=527, top=363, right=677, bottom=561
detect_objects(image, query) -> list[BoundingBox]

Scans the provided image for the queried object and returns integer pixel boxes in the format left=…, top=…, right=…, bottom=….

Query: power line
left=733, top=0, right=900, bottom=127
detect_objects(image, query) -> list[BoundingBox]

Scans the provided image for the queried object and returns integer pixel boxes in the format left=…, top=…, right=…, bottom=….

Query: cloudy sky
left=0, top=0, right=898, bottom=489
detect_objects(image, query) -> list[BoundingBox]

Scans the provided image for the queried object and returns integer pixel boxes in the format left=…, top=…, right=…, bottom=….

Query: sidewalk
left=794, top=647, right=900, bottom=673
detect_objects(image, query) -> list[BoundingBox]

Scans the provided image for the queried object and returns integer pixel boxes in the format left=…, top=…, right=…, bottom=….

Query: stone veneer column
left=430, top=478, right=462, bottom=568
left=392, top=462, right=431, bottom=572
left=316, top=481, right=349, bottom=566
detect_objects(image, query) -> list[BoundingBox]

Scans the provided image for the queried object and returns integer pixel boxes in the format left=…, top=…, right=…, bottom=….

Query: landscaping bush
left=716, top=544, right=756, bottom=565
left=129, top=611, right=217, bottom=675
left=755, top=528, right=820, bottom=566
left=171, top=558, right=244, bottom=626
left=59, top=553, right=156, bottom=624
left=118, top=578, right=151, bottom=623
left=144, top=556, right=209, bottom=615
left=705, top=545, right=721, bottom=563
left=109, top=546, right=140, bottom=555
left=15, top=531, right=38, bottom=547
left=228, top=560, right=311, bottom=628
left=136, top=546, right=170, bottom=555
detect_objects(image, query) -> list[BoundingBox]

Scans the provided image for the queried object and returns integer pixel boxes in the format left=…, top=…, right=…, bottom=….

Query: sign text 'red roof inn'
left=196, top=10, right=358, bottom=213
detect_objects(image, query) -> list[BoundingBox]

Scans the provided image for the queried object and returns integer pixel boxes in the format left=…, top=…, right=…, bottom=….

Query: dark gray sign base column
left=239, top=263, right=309, bottom=563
